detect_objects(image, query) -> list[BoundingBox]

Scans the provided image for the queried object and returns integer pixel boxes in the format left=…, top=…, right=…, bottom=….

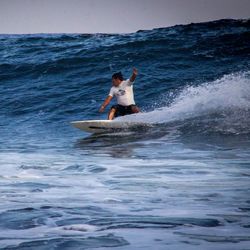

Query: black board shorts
left=111, top=104, right=138, bottom=118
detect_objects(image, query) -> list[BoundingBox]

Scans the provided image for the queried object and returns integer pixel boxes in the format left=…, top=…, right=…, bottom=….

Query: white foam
left=62, top=224, right=97, bottom=232
left=118, top=72, right=250, bottom=123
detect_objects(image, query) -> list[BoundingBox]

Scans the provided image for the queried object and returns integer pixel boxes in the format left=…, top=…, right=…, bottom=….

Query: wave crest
left=118, top=72, right=250, bottom=135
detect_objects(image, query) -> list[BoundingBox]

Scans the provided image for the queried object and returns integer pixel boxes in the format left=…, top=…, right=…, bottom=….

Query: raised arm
left=99, top=95, right=113, bottom=113
left=129, top=67, right=138, bottom=82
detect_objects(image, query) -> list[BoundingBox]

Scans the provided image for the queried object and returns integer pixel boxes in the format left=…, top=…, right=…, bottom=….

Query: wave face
left=0, top=18, right=250, bottom=136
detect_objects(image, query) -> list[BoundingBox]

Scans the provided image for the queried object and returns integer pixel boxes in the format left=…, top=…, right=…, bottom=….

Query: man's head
left=112, top=72, right=123, bottom=87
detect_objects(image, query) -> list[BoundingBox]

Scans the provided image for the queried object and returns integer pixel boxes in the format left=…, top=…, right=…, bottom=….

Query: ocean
left=0, top=19, right=250, bottom=249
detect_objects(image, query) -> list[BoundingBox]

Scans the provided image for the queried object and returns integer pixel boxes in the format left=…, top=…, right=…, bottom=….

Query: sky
left=0, top=0, right=249, bottom=34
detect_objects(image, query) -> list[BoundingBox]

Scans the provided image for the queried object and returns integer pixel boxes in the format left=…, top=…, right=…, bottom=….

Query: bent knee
left=131, top=106, right=140, bottom=113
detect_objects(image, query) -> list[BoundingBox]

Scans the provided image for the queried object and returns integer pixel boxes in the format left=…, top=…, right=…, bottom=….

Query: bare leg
left=108, top=108, right=116, bottom=120
left=131, top=106, right=140, bottom=113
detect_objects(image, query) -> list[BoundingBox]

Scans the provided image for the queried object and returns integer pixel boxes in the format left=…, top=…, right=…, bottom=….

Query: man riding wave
left=99, top=68, right=140, bottom=120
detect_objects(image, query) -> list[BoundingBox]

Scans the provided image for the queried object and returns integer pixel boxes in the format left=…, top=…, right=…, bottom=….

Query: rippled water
left=0, top=19, right=250, bottom=249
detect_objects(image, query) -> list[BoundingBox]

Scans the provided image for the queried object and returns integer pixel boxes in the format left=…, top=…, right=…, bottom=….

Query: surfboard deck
left=71, top=120, right=152, bottom=134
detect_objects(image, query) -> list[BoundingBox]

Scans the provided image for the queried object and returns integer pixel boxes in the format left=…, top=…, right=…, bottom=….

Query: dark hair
left=112, top=72, right=124, bottom=81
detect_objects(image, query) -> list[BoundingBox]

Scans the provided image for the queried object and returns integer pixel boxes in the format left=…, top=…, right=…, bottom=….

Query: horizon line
left=0, top=18, right=248, bottom=36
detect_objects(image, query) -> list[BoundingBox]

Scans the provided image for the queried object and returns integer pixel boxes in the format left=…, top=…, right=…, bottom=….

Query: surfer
left=99, top=68, right=140, bottom=120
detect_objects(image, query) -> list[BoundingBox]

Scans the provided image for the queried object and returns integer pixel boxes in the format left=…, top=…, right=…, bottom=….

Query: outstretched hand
left=99, top=106, right=105, bottom=113
left=133, top=67, right=138, bottom=75
left=130, top=67, right=138, bottom=82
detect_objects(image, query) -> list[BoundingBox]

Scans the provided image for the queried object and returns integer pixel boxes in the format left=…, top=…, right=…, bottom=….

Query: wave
left=118, top=72, right=250, bottom=135
left=0, top=19, right=250, bottom=136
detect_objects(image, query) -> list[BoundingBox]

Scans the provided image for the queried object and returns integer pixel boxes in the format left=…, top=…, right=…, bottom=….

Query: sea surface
left=0, top=19, right=250, bottom=249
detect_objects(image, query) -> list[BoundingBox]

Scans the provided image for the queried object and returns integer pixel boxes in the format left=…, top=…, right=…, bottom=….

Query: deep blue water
left=0, top=19, right=250, bottom=249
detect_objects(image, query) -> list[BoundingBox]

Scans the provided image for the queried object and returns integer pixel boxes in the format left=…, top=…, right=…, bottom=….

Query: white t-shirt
left=109, top=79, right=135, bottom=106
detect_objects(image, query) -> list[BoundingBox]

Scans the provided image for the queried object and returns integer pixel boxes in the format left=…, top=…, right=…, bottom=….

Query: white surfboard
left=71, top=120, right=152, bottom=134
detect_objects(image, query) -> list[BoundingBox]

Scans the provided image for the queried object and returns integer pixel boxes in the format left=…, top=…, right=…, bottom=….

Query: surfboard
left=70, top=120, right=152, bottom=134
